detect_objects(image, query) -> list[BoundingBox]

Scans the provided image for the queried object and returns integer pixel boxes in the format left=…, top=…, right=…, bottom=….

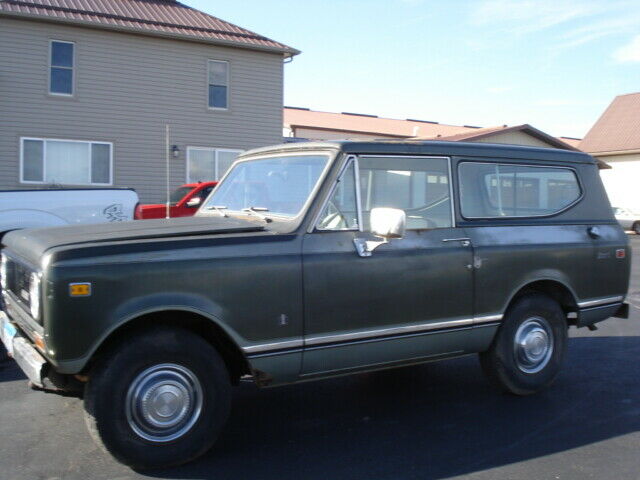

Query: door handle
left=587, top=226, right=601, bottom=239
left=443, top=237, right=471, bottom=247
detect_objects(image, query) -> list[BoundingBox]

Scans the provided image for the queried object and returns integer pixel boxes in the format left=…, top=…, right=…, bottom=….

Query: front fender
left=54, top=292, right=246, bottom=374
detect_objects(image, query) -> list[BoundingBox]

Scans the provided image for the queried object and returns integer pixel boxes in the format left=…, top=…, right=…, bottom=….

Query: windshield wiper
left=242, top=206, right=272, bottom=223
left=207, top=205, right=228, bottom=218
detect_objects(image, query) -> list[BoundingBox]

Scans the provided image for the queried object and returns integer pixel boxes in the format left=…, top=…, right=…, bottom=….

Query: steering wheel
left=318, top=201, right=349, bottom=229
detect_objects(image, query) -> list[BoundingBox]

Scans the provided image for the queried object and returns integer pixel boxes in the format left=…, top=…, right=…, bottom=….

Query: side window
left=317, top=161, right=359, bottom=230
left=459, top=163, right=581, bottom=218
left=50, top=40, right=74, bottom=95
left=197, top=186, right=214, bottom=202
left=359, top=156, right=452, bottom=230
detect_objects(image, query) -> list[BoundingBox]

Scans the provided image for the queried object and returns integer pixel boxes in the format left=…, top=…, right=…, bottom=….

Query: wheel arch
left=82, top=308, right=251, bottom=383
left=505, top=279, right=579, bottom=324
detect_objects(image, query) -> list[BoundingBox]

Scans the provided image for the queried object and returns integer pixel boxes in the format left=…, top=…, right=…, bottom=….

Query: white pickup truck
left=0, top=188, right=139, bottom=241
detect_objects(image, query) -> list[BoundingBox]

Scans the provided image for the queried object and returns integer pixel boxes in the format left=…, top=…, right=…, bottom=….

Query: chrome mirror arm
left=353, top=237, right=388, bottom=257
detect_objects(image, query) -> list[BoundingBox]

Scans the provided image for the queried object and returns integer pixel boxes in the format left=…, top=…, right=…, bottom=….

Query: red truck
left=135, top=181, right=218, bottom=219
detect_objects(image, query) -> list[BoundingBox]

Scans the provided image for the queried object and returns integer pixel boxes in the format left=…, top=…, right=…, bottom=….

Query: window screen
left=459, top=163, right=581, bottom=218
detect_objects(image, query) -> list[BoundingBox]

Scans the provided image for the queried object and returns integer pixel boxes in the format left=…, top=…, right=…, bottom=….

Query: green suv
left=0, top=141, right=630, bottom=468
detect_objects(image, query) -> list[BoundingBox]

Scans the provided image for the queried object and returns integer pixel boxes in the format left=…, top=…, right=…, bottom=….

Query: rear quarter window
left=459, top=162, right=581, bottom=218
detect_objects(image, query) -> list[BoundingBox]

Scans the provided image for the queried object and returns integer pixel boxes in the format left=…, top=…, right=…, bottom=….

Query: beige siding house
left=0, top=0, right=298, bottom=202
left=580, top=92, right=640, bottom=212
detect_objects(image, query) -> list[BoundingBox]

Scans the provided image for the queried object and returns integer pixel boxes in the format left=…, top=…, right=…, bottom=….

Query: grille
left=6, top=258, right=33, bottom=315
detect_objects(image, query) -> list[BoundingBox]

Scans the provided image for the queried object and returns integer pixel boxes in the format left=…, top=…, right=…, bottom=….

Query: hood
left=3, top=216, right=265, bottom=265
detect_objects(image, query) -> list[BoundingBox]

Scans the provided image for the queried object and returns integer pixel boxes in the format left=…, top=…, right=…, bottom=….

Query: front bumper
left=0, top=311, right=47, bottom=387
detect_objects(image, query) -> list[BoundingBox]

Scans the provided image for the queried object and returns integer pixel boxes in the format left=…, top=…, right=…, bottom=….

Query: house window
left=208, top=60, right=228, bottom=109
left=187, top=147, right=242, bottom=182
left=21, top=138, right=112, bottom=185
left=50, top=40, right=74, bottom=95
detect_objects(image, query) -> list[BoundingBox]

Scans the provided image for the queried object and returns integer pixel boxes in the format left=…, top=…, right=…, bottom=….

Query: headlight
left=29, top=272, right=41, bottom=320
left=0, top=255, right=7, bottom=290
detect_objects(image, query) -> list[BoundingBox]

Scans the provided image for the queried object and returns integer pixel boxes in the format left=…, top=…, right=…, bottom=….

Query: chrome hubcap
left=126, top=364, right=203, bottom=442
left=514, top=317, right=554, bottom=374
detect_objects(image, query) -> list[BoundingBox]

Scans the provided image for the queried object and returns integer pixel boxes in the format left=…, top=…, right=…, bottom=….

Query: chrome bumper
left=0, top=311, right=46, bottom=387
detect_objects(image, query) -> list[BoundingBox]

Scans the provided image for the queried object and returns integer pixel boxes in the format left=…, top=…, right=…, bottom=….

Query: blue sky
left=188, top=0, right=640, bottom=138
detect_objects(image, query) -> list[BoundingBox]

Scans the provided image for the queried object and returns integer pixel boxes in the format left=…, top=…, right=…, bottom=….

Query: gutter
left=0, top=10, right=301, bottom=58
left=288, top=125, right=410, bottom=139
left=587, top=149, right=640, bottom=158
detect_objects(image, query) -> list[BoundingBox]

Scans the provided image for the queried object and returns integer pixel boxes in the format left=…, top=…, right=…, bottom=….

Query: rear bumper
left=0, top=311, right=47, bottom=387
left=577, top=302, right=629, bottom=328
left=613, top=302, right=630, bottom=319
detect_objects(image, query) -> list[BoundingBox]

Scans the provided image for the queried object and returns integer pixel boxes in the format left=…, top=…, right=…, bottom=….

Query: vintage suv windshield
left=203, top=154, right=329, bottom=218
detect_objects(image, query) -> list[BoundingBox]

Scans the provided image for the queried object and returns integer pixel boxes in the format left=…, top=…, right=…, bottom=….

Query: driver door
left=301, top=155, right=475, bottom=376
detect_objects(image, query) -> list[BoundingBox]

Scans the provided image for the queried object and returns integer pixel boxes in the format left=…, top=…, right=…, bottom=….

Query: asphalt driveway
left=1, top=238, right=639, bottom=480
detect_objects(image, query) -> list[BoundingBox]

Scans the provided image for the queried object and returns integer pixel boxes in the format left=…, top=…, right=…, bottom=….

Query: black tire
left=479, top=293, right=567, bottom=396
left=84, top=327, right=231, bottom=469
left=633, top=222, right=640, bottom=235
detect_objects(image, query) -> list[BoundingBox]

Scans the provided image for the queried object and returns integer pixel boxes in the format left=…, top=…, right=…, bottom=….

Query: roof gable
left=580, top=92, right=640, bottom=154
left=420, top=124, right=579, bottom=151
left=0, top=0, right=298, bottom=55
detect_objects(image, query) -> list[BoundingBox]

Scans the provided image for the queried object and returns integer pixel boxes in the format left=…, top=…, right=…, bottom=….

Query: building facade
left=0, top=0, right=297, bottom=202
left=284, top=107, right=581, bottom=151
left=580, top=92, right=640, bottom=212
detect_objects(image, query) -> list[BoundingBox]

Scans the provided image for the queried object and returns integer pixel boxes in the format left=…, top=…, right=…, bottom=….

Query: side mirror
left=354, top=207, right=406, bottom=257
left=370, top=207, right=406, bottom=239
left=186, top=197, right=202, bottom=208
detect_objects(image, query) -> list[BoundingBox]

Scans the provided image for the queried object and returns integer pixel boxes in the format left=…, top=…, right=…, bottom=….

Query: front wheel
left=479, top=293, right=567, bottom=395
left=84, top=327, right=231, bottom=469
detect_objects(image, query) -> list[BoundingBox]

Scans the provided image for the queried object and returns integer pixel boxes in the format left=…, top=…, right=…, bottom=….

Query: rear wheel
left=479, top=293, right=567, bottom=395
left=633, top=222, right=640, bottom=235
left=84, top=327, right=231, bottom=469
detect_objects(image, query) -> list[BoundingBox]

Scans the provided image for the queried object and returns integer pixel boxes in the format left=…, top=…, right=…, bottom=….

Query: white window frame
left=207, top=60, right=229, bottom=111
left=49, top=40, right=75, bottom=97
left=186, top=147, right=243, bottom=183
left=20, top=137, right=113, bottom=186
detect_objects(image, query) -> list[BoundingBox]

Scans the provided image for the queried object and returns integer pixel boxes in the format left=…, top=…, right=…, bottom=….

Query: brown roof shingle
left=0, top=0, right=298, bottom=55
left=284, top=108, right=474, bottom=138
left=580, top=92, right=640, bottom=154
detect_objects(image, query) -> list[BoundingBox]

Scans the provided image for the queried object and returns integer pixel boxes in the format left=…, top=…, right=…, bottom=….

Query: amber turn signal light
left=69, top=283, right=91, bottom=297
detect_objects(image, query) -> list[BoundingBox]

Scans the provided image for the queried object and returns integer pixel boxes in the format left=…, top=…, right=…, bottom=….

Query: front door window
left=317, top=160, right=359, bottom=230
left=358, top=156, right=452, bottom=231
left=317, top=155, right=453, bottom=232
